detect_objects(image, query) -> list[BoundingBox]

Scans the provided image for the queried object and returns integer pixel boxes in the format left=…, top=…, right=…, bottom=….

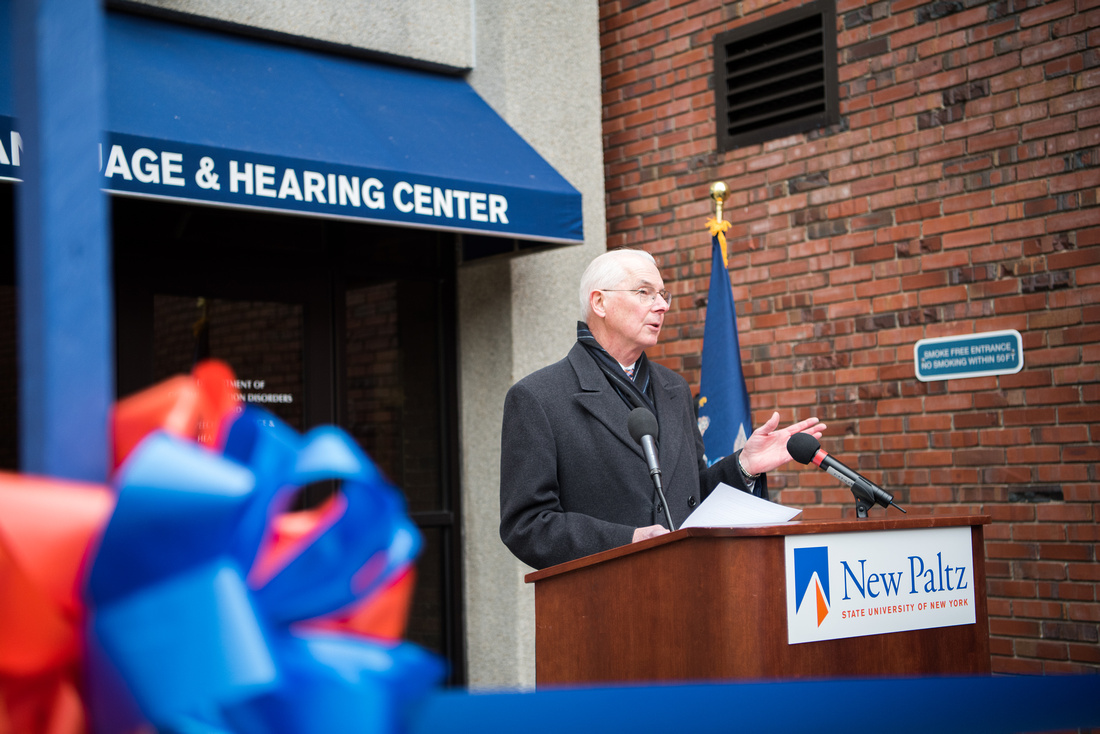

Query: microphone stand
left=851, top=476, right=906, bottom=519
left=640, top=436, right=675, bottom=531
left=851, top=478, right=877, bottom=519
left=628, top=407, right=677, bottom=532
left=651, top=469, right=675, bottom=532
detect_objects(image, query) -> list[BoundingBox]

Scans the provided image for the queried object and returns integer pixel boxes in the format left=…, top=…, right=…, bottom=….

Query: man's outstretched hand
left=738, top=412, right=826, bottom=477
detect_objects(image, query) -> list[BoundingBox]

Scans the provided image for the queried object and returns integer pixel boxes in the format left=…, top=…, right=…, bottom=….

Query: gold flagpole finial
left=707, top=182, right=732, bottom=267
left=710, top=181, right=729, bottom=222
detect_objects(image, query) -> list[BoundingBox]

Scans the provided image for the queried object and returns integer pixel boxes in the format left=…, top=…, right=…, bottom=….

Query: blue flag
left=697, top=234, right=752, bottom=466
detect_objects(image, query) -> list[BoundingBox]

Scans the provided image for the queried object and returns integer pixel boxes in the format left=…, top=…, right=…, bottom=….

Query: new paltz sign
left=784, top=526, right=976, bottom=645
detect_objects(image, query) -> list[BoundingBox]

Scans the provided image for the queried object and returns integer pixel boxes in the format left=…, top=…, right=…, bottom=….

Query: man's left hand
left=738, top=412, right=825, bottom=477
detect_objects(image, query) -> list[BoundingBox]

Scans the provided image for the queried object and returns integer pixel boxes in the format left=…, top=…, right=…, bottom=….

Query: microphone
left=787, top=433, right=906, bottom=517
left=627, top=407, right=676, bottom=532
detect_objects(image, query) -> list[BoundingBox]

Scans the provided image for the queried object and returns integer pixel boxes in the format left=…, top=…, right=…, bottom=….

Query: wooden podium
left=526, top=515, right=991, bottom=685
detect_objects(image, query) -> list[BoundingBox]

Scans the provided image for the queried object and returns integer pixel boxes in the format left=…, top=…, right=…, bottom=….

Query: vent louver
left=715, top=1, right=838, bottom=151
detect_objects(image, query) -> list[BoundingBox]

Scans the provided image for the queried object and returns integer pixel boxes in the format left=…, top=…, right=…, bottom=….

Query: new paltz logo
left=785, top=527, right=978, bottom=645
left=793, top=546, right=830, bottom=627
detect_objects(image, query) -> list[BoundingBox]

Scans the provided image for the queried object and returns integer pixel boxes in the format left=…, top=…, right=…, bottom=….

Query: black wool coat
left=499, top=342, right=766, bottom=570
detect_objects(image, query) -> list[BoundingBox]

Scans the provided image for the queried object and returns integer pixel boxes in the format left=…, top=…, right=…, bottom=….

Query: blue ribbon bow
left=85, top=406, right=445, bottom=734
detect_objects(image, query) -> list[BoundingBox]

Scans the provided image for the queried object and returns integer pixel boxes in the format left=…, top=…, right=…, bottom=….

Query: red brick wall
left=601, top=0, right=1099, bottom=673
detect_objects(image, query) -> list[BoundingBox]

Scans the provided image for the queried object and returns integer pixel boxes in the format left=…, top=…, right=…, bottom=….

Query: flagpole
left=698, top=180, right=754, bottom=465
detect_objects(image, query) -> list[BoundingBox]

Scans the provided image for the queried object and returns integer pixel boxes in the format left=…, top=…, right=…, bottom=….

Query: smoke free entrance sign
left=914, top=330, right=1024, bottom=382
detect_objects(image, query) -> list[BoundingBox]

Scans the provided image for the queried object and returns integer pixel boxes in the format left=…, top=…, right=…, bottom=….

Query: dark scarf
left=576, top=322, right=656, bottom=414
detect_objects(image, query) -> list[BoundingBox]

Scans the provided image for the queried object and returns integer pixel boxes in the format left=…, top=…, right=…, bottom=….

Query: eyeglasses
left=600, top=286, right=673, bottom=308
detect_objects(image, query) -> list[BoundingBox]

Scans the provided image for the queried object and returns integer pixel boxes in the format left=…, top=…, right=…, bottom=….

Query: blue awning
left=0, top=11, right=584, bottom=245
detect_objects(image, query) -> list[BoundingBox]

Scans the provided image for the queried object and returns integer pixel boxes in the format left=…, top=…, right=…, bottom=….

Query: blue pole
left=11, top=0, right=113, bottom=480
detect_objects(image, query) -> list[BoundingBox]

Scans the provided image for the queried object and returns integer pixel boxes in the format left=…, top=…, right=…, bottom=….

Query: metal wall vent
left=714, top=0, right=838, bottom=151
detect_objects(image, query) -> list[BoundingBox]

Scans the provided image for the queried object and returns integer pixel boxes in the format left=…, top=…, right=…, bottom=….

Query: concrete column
left=460, top=0, right=606, bottom=690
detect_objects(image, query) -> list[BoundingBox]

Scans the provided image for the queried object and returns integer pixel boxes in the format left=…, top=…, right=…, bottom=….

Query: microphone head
left=627, top=407, right=659, bottom=444
left=787, top=432, right=821, bottom=464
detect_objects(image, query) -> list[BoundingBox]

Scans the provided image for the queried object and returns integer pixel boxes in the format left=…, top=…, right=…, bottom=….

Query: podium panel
left=526, top=516, right=991, bottom=685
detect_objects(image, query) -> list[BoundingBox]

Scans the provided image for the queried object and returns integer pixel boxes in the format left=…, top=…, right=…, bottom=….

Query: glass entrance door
left=343, top=278, right=455, bottom=660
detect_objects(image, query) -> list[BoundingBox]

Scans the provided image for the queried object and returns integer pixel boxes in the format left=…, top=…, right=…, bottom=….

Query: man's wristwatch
left=737, top=453, right=760, bottom=480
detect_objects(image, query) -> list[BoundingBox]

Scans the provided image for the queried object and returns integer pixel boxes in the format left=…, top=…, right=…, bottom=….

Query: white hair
left=578, top=248, right=658, bottom=321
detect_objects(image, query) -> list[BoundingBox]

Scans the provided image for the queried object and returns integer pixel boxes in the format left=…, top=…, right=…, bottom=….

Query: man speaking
left=499, top=248, right=825, bottom=570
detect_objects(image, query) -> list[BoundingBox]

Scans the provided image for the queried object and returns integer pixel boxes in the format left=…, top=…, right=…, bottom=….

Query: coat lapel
left=568, top=343, right=644, bottom=460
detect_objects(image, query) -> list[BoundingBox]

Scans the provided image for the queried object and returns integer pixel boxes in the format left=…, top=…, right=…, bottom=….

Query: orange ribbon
left=110, top=359, right=239, bottom=469
left=0, top=474, right=114, bottom=734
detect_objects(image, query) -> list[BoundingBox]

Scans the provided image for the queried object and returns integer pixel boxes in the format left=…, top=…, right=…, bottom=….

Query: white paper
left=680, top=481, right=801, bottom=528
